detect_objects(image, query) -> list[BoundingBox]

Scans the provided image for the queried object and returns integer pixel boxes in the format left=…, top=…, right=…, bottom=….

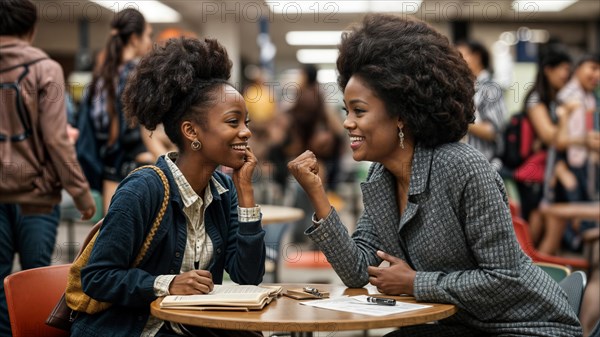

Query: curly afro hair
left=337, top=14, right=475, bottom=148
left=123, top=37, right=233, bottom=149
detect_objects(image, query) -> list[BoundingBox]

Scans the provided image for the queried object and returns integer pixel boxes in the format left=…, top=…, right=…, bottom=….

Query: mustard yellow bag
left=65, top=165, right=170, bottom=314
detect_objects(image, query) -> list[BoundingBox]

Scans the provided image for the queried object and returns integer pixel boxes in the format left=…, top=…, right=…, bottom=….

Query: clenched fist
left=288, top=151, right=332, bottom=221
left=287, top=150, right=323, bottom=194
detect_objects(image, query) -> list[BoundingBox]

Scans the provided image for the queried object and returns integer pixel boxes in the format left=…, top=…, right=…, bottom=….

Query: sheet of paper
left=299, top=295, right=431, bottom=317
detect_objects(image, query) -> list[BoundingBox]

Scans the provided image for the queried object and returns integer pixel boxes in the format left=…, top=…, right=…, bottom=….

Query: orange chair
left=512, top=216, right=588, bottom=270
left=282, top=250, right=337, bottom=283
left=285, top=250, right=332, bottom=269
left=4, top=264, right=70, bottom=337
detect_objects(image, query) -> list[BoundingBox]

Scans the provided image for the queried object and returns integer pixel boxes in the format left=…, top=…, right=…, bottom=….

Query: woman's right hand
left=288, top=150, right=324, bottom=194
left=169, top=270, right=214, bottom=295
left=288, top=151, right=332, bottom=221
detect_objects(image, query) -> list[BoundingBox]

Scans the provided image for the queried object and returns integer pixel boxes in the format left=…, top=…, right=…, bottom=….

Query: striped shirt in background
left=467, top=70, right=507, bottom=162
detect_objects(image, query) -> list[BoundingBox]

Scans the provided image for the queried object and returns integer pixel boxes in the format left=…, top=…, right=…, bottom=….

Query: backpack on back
left=0, top=57, right=47, bottom=143
left=502, top=112, right=536, bottom=169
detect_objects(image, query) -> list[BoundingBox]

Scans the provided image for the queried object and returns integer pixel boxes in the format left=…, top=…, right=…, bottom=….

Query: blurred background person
left=268, top=64, right=343, bottom=191
left=267, top=64, right=343, bottom=243
left=556, top=54, right=600, bottom=206
left=536, top=54, right=600, bottom=255
left=0, top=1, right=95, bottom=335
left=456, top=40, right=507, bottom=167
left=517, top=49, right=573, bottom=246
left=78, top=8, right=153, bottom=214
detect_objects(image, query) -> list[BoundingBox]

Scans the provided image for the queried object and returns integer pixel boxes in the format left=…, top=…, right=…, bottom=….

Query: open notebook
left=160, top=285, right=283, bottom=311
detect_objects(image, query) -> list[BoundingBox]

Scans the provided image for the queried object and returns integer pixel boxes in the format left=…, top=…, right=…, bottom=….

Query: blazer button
left=175, top=252, right=181, bottom=258
left=216, top=248, right=222, bottom=254
left=169, top=269, right=175, bottom=274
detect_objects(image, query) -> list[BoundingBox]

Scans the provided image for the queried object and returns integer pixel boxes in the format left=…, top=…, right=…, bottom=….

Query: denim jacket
left=71, top=156, right=265, bottom=337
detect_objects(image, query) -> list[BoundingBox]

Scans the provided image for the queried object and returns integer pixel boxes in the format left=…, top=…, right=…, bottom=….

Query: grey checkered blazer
left=307, top=142, right=582, bottom=336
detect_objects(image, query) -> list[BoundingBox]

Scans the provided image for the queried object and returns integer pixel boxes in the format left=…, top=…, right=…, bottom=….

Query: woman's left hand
left=232, top=146, right=258, bottom=207
left=367, top=250, right=416, bottom=296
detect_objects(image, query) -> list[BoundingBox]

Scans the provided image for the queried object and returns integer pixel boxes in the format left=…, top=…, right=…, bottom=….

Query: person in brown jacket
left=0, top=1, right=95, bottom=335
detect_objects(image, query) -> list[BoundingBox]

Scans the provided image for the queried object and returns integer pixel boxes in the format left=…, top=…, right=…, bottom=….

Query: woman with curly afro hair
left=289, top=14, right=581, bottom=337
left=71, top=38, right=265, bottom=337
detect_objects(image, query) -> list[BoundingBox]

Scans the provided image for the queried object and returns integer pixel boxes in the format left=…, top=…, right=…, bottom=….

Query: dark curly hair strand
left=123, top=37, right=233, bottom=149
left=337, top=14, right=475, bottom=148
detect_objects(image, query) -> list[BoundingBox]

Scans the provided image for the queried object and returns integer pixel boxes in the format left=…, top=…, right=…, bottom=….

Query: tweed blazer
left=307, top=142, right=581, bottom=336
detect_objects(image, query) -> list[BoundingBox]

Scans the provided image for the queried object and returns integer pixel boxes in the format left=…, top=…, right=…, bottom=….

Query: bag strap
left=73, top=165, right=170, bottom=265
left=128, top=165, right=170, bottom=266
left=0, top=57, right=48, bottom=143
left=0, top=57, right=47, bottom=74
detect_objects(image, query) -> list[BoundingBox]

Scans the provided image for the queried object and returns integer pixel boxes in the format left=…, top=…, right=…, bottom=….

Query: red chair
left=4, top=264, right=70, bottom=337
left=512, top=216, right=589, bottom=270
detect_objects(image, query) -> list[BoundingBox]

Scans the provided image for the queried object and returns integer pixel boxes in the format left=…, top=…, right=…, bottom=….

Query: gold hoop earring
left=191, top=139, right=202, bottom=151
left=398, top=127, right=404, bottom=149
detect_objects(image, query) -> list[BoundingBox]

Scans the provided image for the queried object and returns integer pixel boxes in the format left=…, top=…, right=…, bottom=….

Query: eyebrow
left=346, top=98, right=368, bottom=105
left=224, top=110, right=242, bottom=116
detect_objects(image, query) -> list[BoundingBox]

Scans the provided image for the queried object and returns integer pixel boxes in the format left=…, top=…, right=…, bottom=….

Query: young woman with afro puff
left=71, top=37, right=265, bottom=337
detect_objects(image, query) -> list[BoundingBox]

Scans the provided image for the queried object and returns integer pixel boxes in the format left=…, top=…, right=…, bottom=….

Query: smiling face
left=545, top=62, right=571, bottom=91
left=575, top=60, right=600, bottom=92
left=342, top=76, right=402, bottom=163
left=192, top=84, right=252, bottom=169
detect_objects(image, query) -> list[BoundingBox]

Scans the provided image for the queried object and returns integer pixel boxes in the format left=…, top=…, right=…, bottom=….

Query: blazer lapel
left=361, top=165, right=400, bottom=251
left=398, top=144, right=433, bottom=231
left=360, top=145, right=433, bottom=240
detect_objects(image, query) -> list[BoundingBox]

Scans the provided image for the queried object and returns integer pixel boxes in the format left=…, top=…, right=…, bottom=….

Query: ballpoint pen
left=366, top=296, right=396, bottom=306
left=303, top=286, right=323, bottom=298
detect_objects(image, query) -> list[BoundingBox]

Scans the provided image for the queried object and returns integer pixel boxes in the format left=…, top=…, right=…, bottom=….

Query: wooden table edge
left=150, top=297, right=457, bottom=332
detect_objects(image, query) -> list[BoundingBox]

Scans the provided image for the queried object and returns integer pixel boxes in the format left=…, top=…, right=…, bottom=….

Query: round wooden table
left=151, top=284, right=457, bottom=337
left=260, top=205, right=305, bottom=225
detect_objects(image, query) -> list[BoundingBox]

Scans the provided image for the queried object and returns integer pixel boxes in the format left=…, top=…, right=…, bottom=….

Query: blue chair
left=263, top=223, right=291, bottom=283
left=559, top=271, right=587, bottom=316
left=535, top=262, right=571, bottom=282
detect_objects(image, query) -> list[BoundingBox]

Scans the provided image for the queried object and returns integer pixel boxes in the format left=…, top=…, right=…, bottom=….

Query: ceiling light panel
left=286, top=31, right=345, bottom=46
left=267, top=1, right=422, bottom=14
left=296, top=49, right=339, bottom=64
left=512, top=0, right=578, bottom=12
left=89, top=0, right=181, bottom=23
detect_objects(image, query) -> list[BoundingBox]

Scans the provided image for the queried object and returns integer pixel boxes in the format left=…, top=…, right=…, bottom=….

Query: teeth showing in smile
left=350, top=136, right=365, bottom=142
left=231, top=144, right=247, bottom=150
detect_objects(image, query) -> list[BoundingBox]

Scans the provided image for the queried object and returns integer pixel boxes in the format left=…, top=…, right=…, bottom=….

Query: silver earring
left=398, top=127, right=404, bottom=149
left=191, top=139, right=202, bottom=151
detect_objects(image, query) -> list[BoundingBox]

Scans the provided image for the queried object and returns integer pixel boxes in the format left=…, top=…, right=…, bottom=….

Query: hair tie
left=110, top=29, right=119, bottom=37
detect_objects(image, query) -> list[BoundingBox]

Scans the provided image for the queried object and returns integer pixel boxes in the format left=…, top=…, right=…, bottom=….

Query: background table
left=151, top=284, right=457, bottom=337
left=261, top=205, right=305, bottom=225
